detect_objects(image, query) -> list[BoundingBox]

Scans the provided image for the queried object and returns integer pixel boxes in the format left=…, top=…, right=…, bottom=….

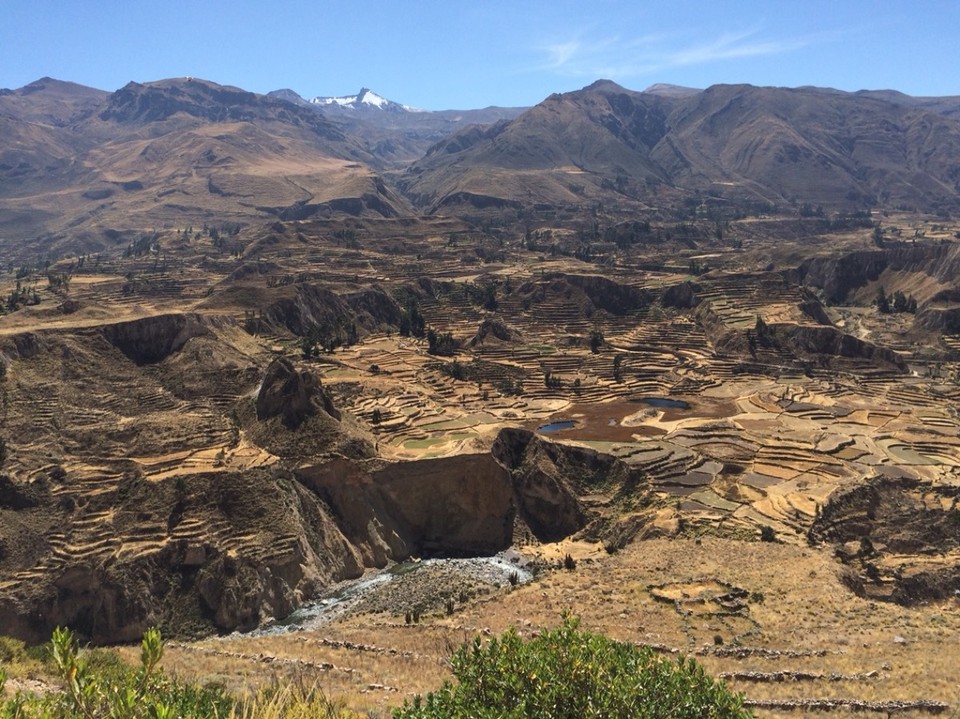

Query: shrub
left=1, top=627, right=233, bottom=719
left=0, top=635, right=26, bottom=664
left=394, top=616, right=751, bottom=719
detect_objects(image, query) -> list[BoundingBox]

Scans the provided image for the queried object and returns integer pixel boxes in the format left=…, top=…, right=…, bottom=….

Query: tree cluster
left=875, top=287, right=917, bottom=314
left=426, top=328, right=457, bottom=356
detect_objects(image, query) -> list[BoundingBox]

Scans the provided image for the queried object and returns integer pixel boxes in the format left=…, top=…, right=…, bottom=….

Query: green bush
left=394, top=616, right=751, bottom=719
left=0, top=636, right=26, bottom=664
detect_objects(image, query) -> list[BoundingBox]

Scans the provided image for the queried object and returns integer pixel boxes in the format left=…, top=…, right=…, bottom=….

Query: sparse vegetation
left=4, top=69, right=960, bottom=719
left=0, top=628, right=234, bottom=718
left=426, top=328, right=457, bottom=356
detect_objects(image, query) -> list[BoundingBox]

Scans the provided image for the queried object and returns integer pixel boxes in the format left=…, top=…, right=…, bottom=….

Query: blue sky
left=3, top=1, right=957, bottom=109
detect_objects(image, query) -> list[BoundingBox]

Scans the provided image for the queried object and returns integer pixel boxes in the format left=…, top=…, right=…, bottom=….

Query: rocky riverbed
left=253, top=550, right=538, bottom=634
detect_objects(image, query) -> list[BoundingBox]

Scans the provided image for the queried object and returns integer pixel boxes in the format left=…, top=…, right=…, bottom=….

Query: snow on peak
left=308, top=88, right=422, bottom=112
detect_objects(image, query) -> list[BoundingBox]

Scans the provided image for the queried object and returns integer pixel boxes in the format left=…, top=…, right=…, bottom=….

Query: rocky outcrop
left=299, top=428, right=642, bottom=567
left=256, top=357, right=340, bottom=428
left=697, top=303, right=907, bottom=371
left=0, top=474, right=43, bottom=510
left=775, top=324, right=906, bottom=370
left=559, top=273, right=653, bottom=315
left=661, top=281, right=701, bottom=309
left=263, top=284, right=401, bottom=336
left=915, top=305, right=960, bottom=335
left=492, top=429, right=598, bottom=541
left=469, top=319, right=521, bottom=346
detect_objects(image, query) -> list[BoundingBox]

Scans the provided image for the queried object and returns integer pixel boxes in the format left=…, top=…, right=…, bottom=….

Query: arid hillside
left=402, top=81, right=960, bottom=216
left=6, top=76, right=960, bottom=261
left=0, top=78, right=407, bottom=260
left=3, top=73, right=960, bottom=717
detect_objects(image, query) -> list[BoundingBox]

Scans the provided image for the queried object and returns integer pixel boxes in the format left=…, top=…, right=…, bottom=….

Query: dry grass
left=156, top=537, right=960, bottom=718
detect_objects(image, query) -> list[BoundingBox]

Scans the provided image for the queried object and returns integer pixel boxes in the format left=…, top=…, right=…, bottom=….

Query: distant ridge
left=5, top=74, right=960, bottom=252
left=402, top=79, right=960, bottom=214
left=643, top=83, right=702, bottom=97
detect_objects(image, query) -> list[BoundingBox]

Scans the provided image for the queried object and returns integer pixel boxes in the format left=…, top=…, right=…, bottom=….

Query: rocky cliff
left=809, top=474, right=960, bottom=605
left=0, top=339, right=652, bottom=646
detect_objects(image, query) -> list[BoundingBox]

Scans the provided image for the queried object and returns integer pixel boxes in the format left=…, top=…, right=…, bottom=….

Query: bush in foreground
left=2, top=620, right=749, bottom=718
left=0, top=626, right=360, bottom=719
left=0, top=627, right=233, bottom=718
left=394, top=616, right=751, bottom=719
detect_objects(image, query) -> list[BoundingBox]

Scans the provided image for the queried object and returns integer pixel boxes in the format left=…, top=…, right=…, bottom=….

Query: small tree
left=613, top=354, right=625, bottom=383
left=876, top=287, right=891, bottom=314
left=589, top=330, right=604, bottom=354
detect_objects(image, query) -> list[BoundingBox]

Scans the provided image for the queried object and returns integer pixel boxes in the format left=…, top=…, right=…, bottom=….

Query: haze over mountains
left=2, top=74, right=960, bottom=259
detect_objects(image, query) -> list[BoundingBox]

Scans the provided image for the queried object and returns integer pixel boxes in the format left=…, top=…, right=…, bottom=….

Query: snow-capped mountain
left=309, top=88, right=422, bottom=113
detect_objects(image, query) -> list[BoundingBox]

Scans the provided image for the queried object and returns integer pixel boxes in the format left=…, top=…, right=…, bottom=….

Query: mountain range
left=3, top=75, right=960, bottom=259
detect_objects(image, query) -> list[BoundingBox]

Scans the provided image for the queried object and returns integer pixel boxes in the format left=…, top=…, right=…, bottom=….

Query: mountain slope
left=0, top=77, right=108, bottom=126
left=652, top=83, right=960, bottom=209
left=400, top=80, right=960, bottom=214
left=401, top=80, right=677, bottom=210
left=0, top=78, right=409, bottom=259
left=268, top=87, right=528, bottom=168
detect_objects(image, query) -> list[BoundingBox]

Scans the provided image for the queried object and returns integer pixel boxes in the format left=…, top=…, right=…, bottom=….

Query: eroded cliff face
left=101, top=313, right=213, bottom=364
left=0, top=469, right=365, bottom=644
left=809, top=474, right=960, bottom=605
left=797, top=242, right=960, bottom=306
left=696, top=302, right=907, bottom=371
left=298, top=453, right=514, bottom=562
left=298, top=430, right=596, bottom=564
left=263, top=284, right=402, bottom=337
left=0, top=411, right=641, bottom=644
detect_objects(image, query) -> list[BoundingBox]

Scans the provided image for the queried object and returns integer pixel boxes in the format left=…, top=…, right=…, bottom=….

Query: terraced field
left=2, top=213, right=960, bottom=715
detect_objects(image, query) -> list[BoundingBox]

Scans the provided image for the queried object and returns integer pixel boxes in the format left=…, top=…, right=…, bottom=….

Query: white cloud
left=667, top=30, right=813, bottom=67
left=535, top=27, right=828, bottom=80
left=544, top=40, right=581, bottom=69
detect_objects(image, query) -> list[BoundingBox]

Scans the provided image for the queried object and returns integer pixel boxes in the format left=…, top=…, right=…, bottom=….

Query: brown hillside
left=0, top=78, right=409, bottom=260
left=402, top=81, right=960, bottom=216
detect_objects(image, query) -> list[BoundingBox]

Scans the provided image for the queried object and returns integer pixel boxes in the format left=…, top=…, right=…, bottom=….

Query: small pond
left=537, top=419, right=576, bottom=433
left=635, top=397, right=690, bottom=410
